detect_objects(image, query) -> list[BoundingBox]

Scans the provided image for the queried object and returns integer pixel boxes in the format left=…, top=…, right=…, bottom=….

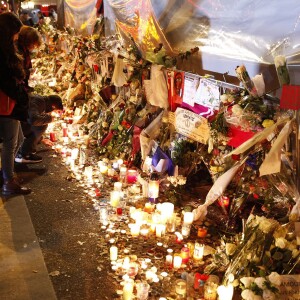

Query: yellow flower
left=262, top=119, right=275, bottom=128
left=80, top=22, right=87, bottom=30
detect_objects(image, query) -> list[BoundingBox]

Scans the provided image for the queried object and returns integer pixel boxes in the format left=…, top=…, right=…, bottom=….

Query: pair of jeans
left=19, top=122, right=48, bottom=156
left=0, top=118, right=24, bottom=180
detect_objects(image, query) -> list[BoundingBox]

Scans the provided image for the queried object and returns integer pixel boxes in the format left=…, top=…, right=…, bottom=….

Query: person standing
left=0, top=12, right=31, bottom=195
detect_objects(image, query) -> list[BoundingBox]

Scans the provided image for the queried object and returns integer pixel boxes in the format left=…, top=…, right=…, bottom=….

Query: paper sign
left=279, top=275, right=300, bottom=300
left=280, top=85, right=300, bottom=110
left=172, top=108, right=210, bottom=144
left=182, top=74, right=199, bottom=107
left=194, top=78, right=220, bottom=109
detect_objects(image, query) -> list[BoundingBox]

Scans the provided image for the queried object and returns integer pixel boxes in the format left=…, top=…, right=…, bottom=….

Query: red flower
left=253, top=193, right=259, bottom=199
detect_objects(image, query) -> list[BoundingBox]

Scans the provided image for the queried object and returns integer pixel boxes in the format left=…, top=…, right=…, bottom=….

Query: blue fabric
left=152, top=146, right=174, bottom=175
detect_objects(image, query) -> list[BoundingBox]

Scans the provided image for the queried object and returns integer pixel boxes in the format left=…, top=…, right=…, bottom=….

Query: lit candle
left=123, top=279, right=134, bottom=300
left=175, top=279, right=187, bottom=296
left=173, top=255, right=182, bottom=269
left=114, top=182, right=122, bottom=191
left=140, top=227, right=149, bottom=236
left=148, top=179, right=159, bottom=200
left=181, top=224, right=191, bottom=237
left=193, top=243, right=204, bottom=260
left=107, top=167, right=115, bottom=177
left=71, top=148, right=79, bottom=160
left=110, top=246, right=118, bottom=261
left=127, top=169, right=137, bottom=184
left=161, top=202, right=174, bottom=223
left=156, top=224, right=166, bottom=238
left=183, top=212, right=194, bottom=225
left=130, top=224, right=140, bottom=237
left=110, top=191, right=121, bottom=207
left=100, top=164, right=108, bottom=174
left=120, top=165, right=127, bottom=177
left=217, top=284, right=234, bottom=300
left=166, top=255, right=173, bottom=265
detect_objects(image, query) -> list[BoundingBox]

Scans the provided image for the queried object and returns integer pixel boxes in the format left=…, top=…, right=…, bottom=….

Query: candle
left=181, top=224, right=191, bottom=237
left=180, top=246, right=190, bottom=263
left=110, top=191, right=121, bottom=207
left=193, top=243, right=204, bottom=260
left=49, top=132, right=57, bottom=142
left=183, top=212, right=194, bottom=225
left=127, top=169, right=137, bottom=184
left=156, top=224, right=166, bottom=238
left=120, top=166, right=127, bottom=176
left=84, top=166, right=93, bottom=181
left=130, top=224, right=140, bottom=237
left=161, top=202, right=174, bottom=223
left=71, top=148, right=79, bottom=160
left=136, top=282, right=150, bottom=300
left=148, top=179, right=159, bottom=200
left=144, top=202, right=154, bottom=213
left=166, top=255, right=173, bottom=265
left=198, top=227, right=208, bottom=238
left=217, top=284, right=234, bottom=300
left=100, top=164, right=108, bottom=174
left=173, top=255, right=182, bottom=269
left=140, top=227, right=149, bottom=236
left=114, top=182, right=122, bottom=191
left=175, top=279, right=187, bottom=296
left=110, top=246, right=118, bottom=261
left=123, top=279, right=134, bottom=300
left=122, top=256, right=130, bottom=271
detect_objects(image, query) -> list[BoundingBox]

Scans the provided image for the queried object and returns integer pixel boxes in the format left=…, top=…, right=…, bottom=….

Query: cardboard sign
left=169, top=108, right=210, bottom=144
left=279, top=275, right=300, bottom=300
left=280, top=85, right=300, bottom=110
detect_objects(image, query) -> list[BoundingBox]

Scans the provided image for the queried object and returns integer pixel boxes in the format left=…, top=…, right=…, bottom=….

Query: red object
left=93, top=64, right=99, bottom=73
left=116, top=207, right=123, bottom=215
left=227, top=126, right=255, bottom=148
left=168, top=71, right=184, bottom=112
left=180, top=247, right=190, bottom=263
left=127, top=169, right=137, bottom=184
left=62, top=127, right=68, bottom=137
left=49, top=132, right=57, bottom=142
left=218, top=196, right=230, bottom=208
left=101, top=130, right=114, bottom=146
left=280, top=85, right=300, bottom=110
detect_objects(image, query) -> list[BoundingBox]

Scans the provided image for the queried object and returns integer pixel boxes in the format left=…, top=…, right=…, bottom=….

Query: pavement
left=0, top=146, right=116, bottom=300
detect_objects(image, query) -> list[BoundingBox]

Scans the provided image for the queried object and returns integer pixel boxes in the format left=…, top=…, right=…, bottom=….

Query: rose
left=262, top=119, right=275, bottom=128
left=268, top=272, right=281, bottom=286
left=231, top=104, right=243, bottom=116
left=254, top=277, right=266, bottom=289
left=275, top=237, right=287, bottom=249
left=240, top=277, right=255, bottom=288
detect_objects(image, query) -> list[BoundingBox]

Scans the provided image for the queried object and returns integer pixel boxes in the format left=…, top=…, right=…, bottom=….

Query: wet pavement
left=13, top=145, right=116, bottom=300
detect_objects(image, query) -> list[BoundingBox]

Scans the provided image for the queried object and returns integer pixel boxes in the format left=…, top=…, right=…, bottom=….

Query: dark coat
left=0, top=49, right=29, bottom=122
left=28, top=95, right=53, bottom=126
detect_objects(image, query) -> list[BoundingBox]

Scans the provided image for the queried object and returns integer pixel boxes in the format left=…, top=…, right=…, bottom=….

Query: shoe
left=2, top=178, right=31, bottom=195
left=15, top=153, right=42, bottom=164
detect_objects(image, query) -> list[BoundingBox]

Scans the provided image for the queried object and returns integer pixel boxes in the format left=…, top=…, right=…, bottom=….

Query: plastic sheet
left=104, top=0, right=300, bottom=68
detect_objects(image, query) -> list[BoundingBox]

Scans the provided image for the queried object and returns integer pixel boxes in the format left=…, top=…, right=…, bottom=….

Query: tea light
left=183, top=212, right=194, bottom=225
left=110, top=246, right=118, bottom=261
left=148, top=179, right=159, bottom=200
left=114, top=182, right=122, bottom=191
left=110, top=191, right=121, bottom=207
left=144, top=202, right=154, bottom=213
left=173, top=255, right=182, bottom=269
left=146, top=270, right=154, bottom=281
left=130, top=224, right=140, bottom=237
left=127, top=169, right=137, bottom=184
left=140, top=227, right=149, bottom=236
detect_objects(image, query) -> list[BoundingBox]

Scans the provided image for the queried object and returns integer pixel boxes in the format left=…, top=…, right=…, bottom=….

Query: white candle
left=166, top=255, right=173, bottom=265
left=123, top=279, right=134, bottom=300
left=140, top=228, right=149, bottom=236
left=120, top=166, right=127, bottom=176
left=156, top=224, right=166, bottom=237
left=114, top=182, right=122, bottom=191
left=217, top=284, right=234, bottom=300
left=173, top=255, right=182, bottom=269
left=183, top=212, right=194, bottom=225
left=193, top=243, right=204, bottom=260
left=130, top=224, right=140, bottom=237
left=110, top=246, right=118, bottom=261
left=161, top=202, right=174, bottom=222
left=71, top=148, right=79, bottom=160
left=110, top=191, right=121, bottom=207
left=100, top=164, right=108, bottom=174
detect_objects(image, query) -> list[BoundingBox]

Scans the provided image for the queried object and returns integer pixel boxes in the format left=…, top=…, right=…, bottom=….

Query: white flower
left=275, top=237, right=287, bottom=249
left=240, top=277, right=255, bottom=288
left=220, top=94, right=228, bottom=103
left=241, top=289, right=256, bottom=300
left=262, top=289, right=276, bottom=300
left=273, top=226, right=288, bottom=239
left=268, top=272, right=281, bottom=286
left=254, top=277, right=266, bottom=289
left=257, top=216, right=278, bottom=234
left=232, top=104, right=243, bottom=116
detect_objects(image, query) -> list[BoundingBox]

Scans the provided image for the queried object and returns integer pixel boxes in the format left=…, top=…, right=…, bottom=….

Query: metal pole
left=296, top=111, right=300, bottom=192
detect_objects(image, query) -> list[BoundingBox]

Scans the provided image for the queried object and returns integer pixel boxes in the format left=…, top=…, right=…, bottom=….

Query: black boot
left=2, top=178, right=31, bottom=195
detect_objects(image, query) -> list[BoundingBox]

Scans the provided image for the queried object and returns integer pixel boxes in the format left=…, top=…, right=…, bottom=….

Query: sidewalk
left=0, top=194, right=57, bottom=300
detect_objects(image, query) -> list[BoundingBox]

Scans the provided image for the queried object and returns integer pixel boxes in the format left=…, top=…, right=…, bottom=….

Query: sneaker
left=15, top=153, right=42, bottom=164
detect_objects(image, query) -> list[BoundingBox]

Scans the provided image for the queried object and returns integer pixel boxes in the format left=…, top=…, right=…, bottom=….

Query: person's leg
left=18, top=122, right=36, bottom=156
left=0, top=117, right=31, bottom=195
left=31, top=125, right=48, bottom=151
left=0, top=118, right=19, bottom=180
